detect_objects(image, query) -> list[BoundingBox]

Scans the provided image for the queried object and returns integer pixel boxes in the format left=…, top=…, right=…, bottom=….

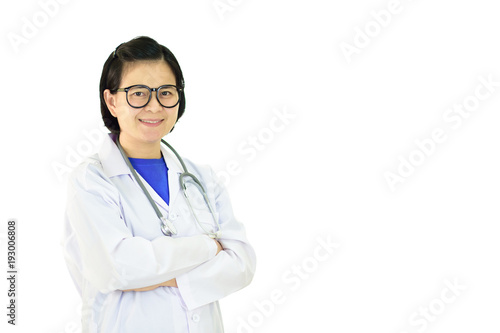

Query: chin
left=142, top=135, right=164, bottom=143
left=143, top=130, right=170, bottom=142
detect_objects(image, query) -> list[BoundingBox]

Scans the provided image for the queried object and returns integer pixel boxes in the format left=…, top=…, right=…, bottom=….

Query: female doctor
left=62, top=36, right=256, bottom=332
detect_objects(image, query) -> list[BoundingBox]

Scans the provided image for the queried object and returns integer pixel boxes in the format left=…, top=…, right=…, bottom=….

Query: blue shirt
left=129, top=156, right=170, bottom=205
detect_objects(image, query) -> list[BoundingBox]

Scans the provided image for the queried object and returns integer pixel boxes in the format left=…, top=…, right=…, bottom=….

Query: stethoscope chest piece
left=116, top=137, right=222, bottom=239
left=160, top=217, right=177, bottom=236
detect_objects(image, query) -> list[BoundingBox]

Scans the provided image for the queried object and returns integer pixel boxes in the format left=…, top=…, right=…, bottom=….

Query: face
left=104, top=60, right=179, bottom=152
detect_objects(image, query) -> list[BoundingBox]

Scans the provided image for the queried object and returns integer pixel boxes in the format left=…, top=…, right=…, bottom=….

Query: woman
left=62, top=36, right=256, bottom=332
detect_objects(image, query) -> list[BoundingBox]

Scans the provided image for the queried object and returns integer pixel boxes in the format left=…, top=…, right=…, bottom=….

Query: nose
left=146, top=90, right=163, bottom=113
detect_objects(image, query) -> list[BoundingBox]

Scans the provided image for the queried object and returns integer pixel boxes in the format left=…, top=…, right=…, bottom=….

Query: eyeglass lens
left=127, top=86, right=179, bottom=108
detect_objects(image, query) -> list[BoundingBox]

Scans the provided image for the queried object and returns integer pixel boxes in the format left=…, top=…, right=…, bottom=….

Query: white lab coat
left=62, top=133, right=256, bottom=333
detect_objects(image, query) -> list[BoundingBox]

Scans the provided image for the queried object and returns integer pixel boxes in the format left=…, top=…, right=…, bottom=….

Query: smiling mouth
left=139, top=119, right=164, bottom=124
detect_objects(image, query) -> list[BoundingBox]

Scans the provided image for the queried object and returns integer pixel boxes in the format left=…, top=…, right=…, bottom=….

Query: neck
left=118, top=134, right=162, bottom=159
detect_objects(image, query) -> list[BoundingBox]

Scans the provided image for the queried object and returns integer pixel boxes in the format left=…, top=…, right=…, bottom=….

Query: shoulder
left=66, top=153, right=116, bottom=196
left=181, top=157, right=224, bottom=192
left=182, top=157, right=211, bottom=178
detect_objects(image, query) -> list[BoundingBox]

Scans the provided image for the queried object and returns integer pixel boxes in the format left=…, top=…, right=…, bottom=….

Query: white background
left=1, top=0, right=499, bottom=332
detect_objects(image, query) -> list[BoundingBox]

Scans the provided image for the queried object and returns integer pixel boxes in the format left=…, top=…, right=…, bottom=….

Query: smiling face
left=104, top=60, right=179, bottom=158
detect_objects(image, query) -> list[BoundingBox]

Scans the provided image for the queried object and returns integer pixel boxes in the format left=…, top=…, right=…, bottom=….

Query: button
left=169, top=213, right=178, bottom=220
left=191, top=314, right=200, bottom=323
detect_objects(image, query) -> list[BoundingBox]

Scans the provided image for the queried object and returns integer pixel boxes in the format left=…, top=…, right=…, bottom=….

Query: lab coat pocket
left=191, top=209, right=220, bottom=236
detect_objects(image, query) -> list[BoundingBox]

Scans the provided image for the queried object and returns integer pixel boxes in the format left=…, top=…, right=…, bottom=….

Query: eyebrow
left=125, top=84, right=177, bottom=88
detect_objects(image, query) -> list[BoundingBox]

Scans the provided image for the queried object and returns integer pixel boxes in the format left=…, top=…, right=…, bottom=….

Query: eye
left=128, top=87, right=150, bottom=99
left=159, top=86, right=177, bottom=98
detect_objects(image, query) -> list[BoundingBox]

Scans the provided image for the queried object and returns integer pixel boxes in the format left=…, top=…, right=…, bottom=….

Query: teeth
left=140, top=119, right=162, bottom=124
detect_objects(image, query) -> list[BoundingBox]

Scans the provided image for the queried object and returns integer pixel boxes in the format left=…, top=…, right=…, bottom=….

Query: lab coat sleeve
left=64, top=160, right=218, bottom=294
left=176, top=166, right=257, bottom=310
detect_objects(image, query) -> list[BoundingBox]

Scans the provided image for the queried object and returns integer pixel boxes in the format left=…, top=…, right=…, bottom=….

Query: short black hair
left=99, top=36, right=186, bottom=134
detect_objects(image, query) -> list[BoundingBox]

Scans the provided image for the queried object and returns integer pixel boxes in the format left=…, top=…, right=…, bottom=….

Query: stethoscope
left=116, top=138, right=222, bottom=239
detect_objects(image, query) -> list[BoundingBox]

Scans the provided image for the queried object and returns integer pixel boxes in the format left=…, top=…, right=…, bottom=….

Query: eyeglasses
left=114, top=84, right=182, bottom=108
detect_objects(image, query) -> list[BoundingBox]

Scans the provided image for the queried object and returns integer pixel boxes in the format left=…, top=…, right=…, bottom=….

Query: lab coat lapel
left=101, top=133, right=183, bottom=213
left=100, top=133, right=131, bottom=177
left=132, top=172, right=170, bottom=213
left=128, top=144, right=183, bottom=213
left=161, top=143, right=183, bottom=209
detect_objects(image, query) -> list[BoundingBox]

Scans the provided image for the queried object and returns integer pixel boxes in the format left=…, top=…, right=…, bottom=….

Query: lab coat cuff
left=176, top=235, right=218, bottom=310
left=203, top=235, right=218, bottom=258
left=176, top=272, right=196, bottom=310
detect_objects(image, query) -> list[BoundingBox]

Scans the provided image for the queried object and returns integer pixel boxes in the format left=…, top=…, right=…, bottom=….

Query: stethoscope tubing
left=116, top=137, right=222, bottom=239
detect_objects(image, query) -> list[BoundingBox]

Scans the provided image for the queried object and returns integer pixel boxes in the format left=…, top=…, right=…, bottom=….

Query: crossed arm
left=122, top=239, right=224, bottom=292
left=66, top=162, right=254, bottom=301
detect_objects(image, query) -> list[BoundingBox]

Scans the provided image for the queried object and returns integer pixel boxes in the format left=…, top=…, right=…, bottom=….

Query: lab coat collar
left=99, top=133, right=129, bottom=177
left=98, top=133, right=183, bottom=210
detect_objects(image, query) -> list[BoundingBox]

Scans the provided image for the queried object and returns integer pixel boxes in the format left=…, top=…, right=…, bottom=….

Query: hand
left=123, top=240, right=223, bottom=292
left=123, top=284, right=160, bottom=292
left=214, top=239, right=223, bottom=255
left=160, top=278, right=178, bottom=288
left=123, top=278, right=177, bottom=292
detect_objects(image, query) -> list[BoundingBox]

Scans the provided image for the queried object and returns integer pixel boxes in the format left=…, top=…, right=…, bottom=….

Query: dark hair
left=99, top=36, right=186, bottom=134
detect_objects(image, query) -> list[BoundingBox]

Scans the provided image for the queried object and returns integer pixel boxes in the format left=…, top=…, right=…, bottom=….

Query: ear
left=103, top=89, right=118, bottom=117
